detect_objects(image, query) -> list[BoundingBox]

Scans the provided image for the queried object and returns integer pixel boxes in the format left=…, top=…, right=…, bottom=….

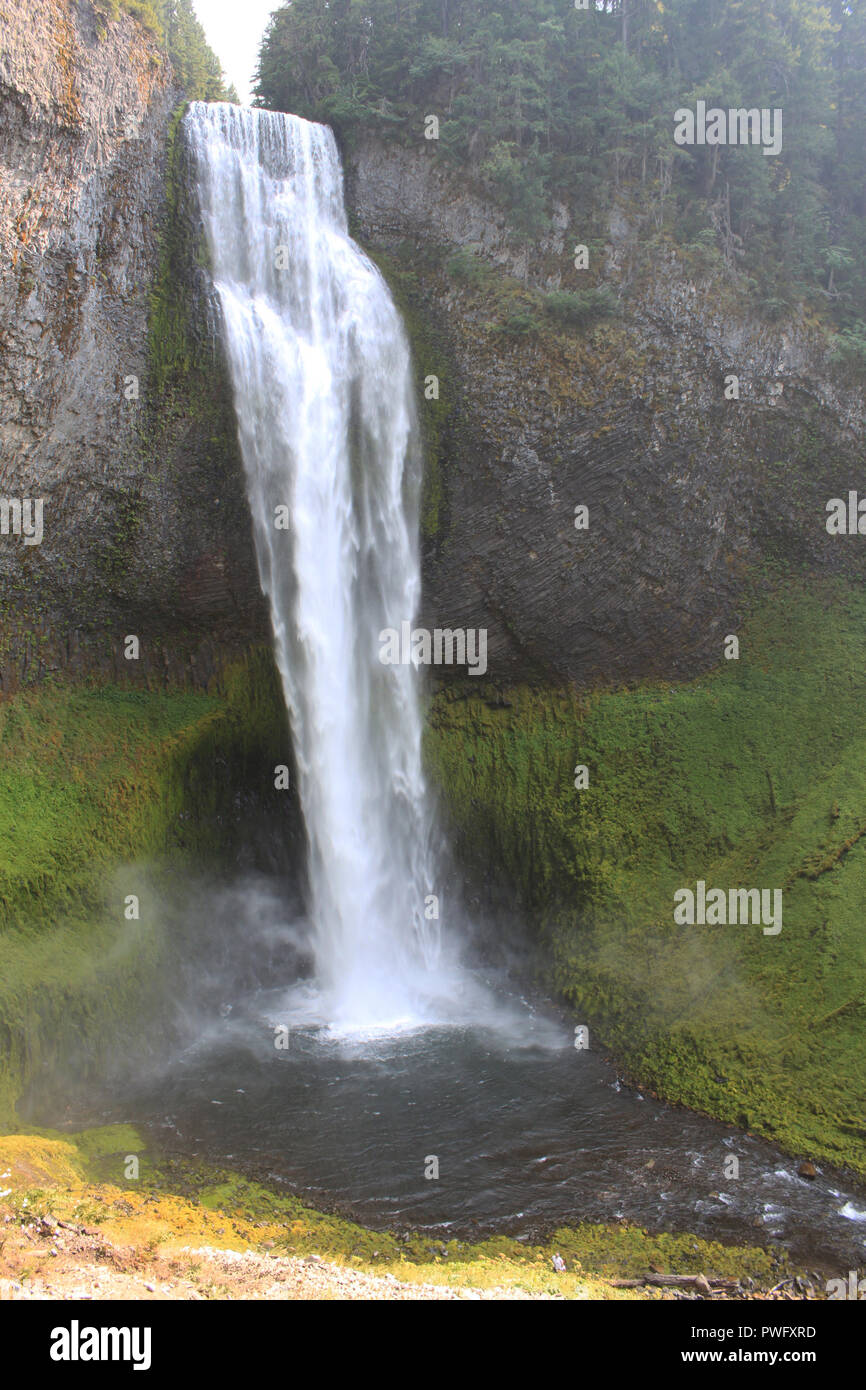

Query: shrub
left=830, top=322, right=866, bottom=370
left=445, top=248, right=495, bottom=288
left=542, top=286, right=619, bottom=330
left=499, top=310, right=541, bottom=337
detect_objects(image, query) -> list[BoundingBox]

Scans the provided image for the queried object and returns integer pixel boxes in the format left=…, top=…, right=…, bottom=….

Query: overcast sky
left=192, top=0, right=281, bottom=104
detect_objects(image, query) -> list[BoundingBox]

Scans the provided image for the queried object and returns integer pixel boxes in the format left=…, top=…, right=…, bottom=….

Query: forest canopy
left=253, top=0, right=866, bottom=333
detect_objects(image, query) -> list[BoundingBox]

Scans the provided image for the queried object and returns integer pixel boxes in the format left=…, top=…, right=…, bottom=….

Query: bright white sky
left=192, top=0, right=282, bottom=105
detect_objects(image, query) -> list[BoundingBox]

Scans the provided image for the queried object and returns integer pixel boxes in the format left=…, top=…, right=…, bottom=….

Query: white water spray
left=186, top=102, right=453, bottom=1030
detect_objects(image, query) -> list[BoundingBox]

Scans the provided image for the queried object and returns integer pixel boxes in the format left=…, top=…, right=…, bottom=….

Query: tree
left=253, top=0, right=866, bottom=326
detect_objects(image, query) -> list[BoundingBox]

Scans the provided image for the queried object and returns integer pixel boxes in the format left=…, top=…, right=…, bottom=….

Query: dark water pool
left=32, top=976, right=866, bottom=1275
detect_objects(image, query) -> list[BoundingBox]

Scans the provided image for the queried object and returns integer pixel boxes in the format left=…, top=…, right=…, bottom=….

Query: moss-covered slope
left=0, top=649, right=292, bottom=1123
left=427, top=578, right=866, bottom=1176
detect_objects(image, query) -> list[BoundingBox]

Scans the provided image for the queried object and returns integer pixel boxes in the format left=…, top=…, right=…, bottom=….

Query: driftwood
left=608, top=1273, right=738, bottom=1290
left=55, top=1218, right=101, bottom=1237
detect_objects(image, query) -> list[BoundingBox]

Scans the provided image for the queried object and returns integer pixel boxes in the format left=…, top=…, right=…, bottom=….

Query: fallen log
left=55, top=1219, right=101, bottom=1237
left=608, top=1273, right=739, bottom=1290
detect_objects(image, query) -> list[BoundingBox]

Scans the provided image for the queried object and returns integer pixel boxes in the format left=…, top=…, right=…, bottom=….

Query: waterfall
left=185, top=102, right=451, bottom=1031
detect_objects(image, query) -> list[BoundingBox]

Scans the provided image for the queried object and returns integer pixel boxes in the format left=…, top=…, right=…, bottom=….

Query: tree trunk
left=708, top=144, right=720, bottom=194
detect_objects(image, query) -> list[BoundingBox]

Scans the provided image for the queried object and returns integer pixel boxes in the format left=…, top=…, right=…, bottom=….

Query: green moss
left=147, top=101, right=194, bottom=396
left=444, top=248, right=497, bottom=290
left=93, top=1142, right=788, bottom=1284
left=0, top=684, right=217, bottom=924
left=426, top=578, right=866, bottom=1177
left=139, top=99, right=244, bottom=552
left=0, top=648, right=290, bottom=1124
left=96, top=488, right=148, bottom=587
left=72, top=1124, right=146, bottom=1164
left=177, top=1166, right=783, bottom=1283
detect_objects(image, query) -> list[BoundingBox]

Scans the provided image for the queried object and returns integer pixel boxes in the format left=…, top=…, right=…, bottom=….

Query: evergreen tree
left=95, top=0, right=235, bottom=101
left=253, top=0, right=866, bottom=326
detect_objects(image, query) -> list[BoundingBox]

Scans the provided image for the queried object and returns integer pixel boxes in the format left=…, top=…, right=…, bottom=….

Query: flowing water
left=52, top=102, right=863, bottom=1274
left=186, top=101, right=453, bottom=1031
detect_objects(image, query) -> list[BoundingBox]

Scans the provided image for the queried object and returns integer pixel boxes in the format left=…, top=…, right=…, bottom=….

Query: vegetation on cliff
left=94, top=0, right=236, bottom=100
left=255, top=0, right=866, bottom=337
left=426, top=579, right=866, bottom=1177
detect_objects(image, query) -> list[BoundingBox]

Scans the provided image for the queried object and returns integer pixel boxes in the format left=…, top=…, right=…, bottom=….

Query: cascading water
left=186, top=102, right=454, bottom=1031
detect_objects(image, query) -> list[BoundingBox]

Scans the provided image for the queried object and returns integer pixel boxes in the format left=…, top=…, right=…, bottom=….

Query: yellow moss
left=0, top=1134, right=86, bottom=1188
left=385, top=1257, right=643, bottom=1300
left=0, top=1161, right=647, bottom=1297
left=0, top=1124, right=786, bottom=1295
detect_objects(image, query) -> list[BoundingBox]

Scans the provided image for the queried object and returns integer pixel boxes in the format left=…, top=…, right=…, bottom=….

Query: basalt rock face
left=345, top=136, right=866, bottom=687
left=0, top=0, right=266, bottom=692
left=4, top=6, right=866, bottom=700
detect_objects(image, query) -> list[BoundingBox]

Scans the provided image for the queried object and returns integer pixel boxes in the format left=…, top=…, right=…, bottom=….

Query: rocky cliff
left=346, top=137, right=866, bottom=686
left=4, top=2, right=865, bottom=698
left=0, top=0, right=265, bottom=693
